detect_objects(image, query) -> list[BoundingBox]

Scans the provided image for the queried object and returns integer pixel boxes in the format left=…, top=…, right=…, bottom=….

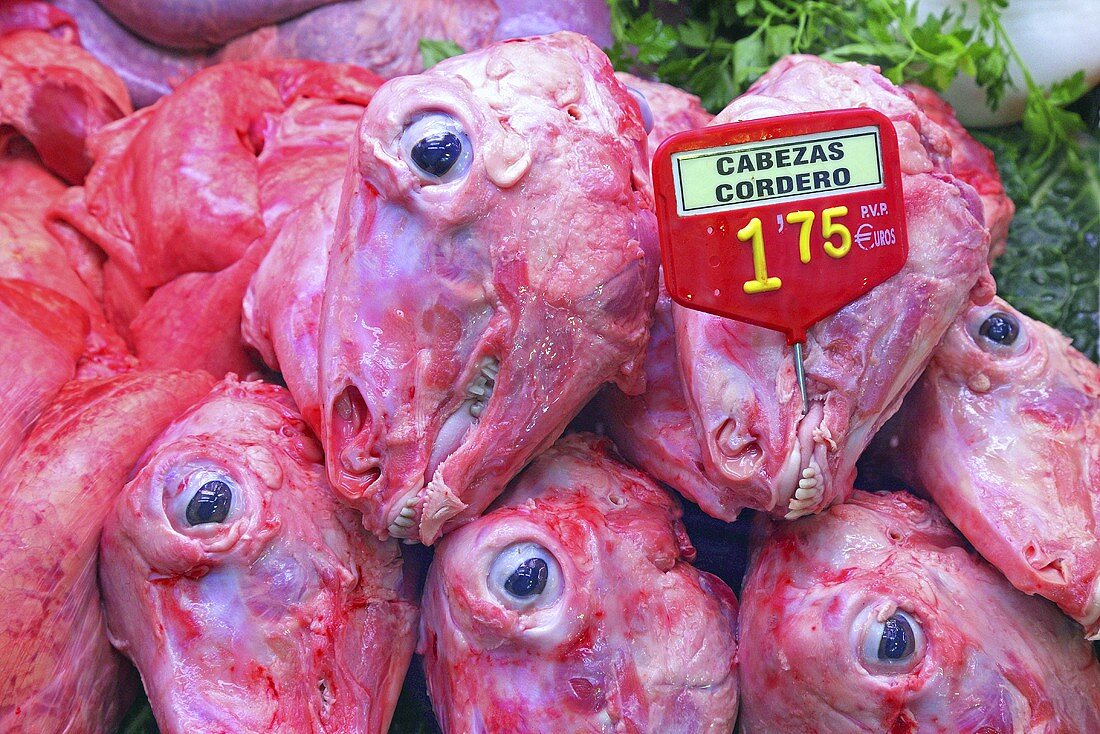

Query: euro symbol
left=854, top=222, right=874, bottom=250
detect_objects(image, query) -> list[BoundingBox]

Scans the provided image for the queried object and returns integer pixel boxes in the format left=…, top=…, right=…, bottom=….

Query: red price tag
left=653, top=109, right=908, bottom=344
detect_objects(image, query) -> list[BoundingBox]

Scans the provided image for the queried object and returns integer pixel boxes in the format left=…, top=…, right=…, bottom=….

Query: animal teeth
left=399, top=505, right=417, bottom=519
left=479, top=356, right=500, bottom=377
left=785, top=463, right=823, bottom=519
left=391, top=514, right=415, bottom=528
left=466, top=356, right=499, bottom=417
left=388, top=521, right=414, bottom=538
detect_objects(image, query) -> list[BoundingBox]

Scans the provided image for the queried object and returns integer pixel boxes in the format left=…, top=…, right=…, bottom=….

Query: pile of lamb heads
left=2, top=3, right=1098, bottom=733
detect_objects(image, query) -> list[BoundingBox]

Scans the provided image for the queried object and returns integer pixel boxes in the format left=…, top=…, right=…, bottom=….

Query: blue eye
left=489, top=542, right=562, bottom=610
left=411, top=132, right=463, bottom=178
left=186, top=480, right=232, bottom=525
left=978, top=312, right=1019, bottom=346
left=401, top=113, right=472, bottom=183
left=504, top=558, right=549, bottom=598
left=860, top=608, right=923, bottom=673
left=878, top=614, right=916, bottom=660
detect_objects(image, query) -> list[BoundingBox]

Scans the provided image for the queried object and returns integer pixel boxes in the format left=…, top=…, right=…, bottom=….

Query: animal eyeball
left=505, top=558, right=548, bottom=597
left=978, top=311, right=1020, bottom=346
left=488, top=542, right=562, bottom=610
left=185, top=479, right=233, bottom=526
left=625, top=86, right=654, bottom=134
left=400, top=112, right=472, bottom=182
left=860, top=609, right=924, bottom=673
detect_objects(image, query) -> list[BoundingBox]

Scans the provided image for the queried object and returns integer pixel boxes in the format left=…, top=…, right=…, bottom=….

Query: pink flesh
left=739, top=489, right=1100, bottom=733
left=100, top=378, right=418, bottom=733
left=0, top=278, right=87, bottom=470
left=0, top=369, right=215, bottom=733
left=0, top=27, right=130, bottom=183
left=0, top=151, right=133, bottom=377
left=0, top=29, right=135, bottom=375
left=607, top=55, right=993, bottom=521
left=905, top=84, right=1014, bottom=263
left=0, top=149, right=103, bottom=317
left=51, top=59, right=380, bottom=378
left=875, top=297, right=1100, bottom=637
left=0, top=1, right=81, bottom=42
left=613, top=72, right=714, bottom=157
left=601, top=290, right=745, bottom=519
left=320, top=32, right=658, bottom=543
left=241, top=91, right=374, bottom=432
left=51, top=0, right=207, bottom=108
left=420, top=433, right=738, bottom=733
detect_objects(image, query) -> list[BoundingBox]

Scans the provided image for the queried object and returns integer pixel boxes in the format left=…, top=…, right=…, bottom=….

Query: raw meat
left=50, top=58, right=380, bottom=378
left=94, top=0, right=340, bottom=50
left=100, top=377, right=418, bottom=733
left=739, top=489, right=1100, bottom=732
left=0, top=23, right=130, bottom=183
left=51, top=0, right=611, bottom=107
left=320, top=32, right=658, bottom=543
left=0, top=369, right=214, bottom=733
left=420, top=433, right=739, bottom=733
left=0, top=277, right=86, bottom=470
left=0, top=23, right=135, bottom=374
left=614, top=72, right=713, bottom=159
left=605, top=55, right=994, bottom=521
left=872, top=297, right=1100, bottom=637
left=905, top=83, right=1014, bottom=262
left=51, top=0, right=206, bottom=108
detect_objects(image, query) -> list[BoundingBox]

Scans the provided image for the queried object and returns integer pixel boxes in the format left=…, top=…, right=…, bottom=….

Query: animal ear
left=483, top=128, right=530, bottom=188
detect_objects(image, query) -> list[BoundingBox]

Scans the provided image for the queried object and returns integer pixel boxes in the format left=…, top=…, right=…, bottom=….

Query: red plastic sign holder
left=653, top=108, right=909, bottom=346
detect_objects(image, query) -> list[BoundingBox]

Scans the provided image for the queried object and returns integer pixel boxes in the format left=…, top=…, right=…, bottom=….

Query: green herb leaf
left=419, top=39, right=465, bottom=69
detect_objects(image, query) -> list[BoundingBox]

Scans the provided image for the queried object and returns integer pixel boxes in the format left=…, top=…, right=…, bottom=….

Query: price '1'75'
left=739, top=206, right=851, bottom=294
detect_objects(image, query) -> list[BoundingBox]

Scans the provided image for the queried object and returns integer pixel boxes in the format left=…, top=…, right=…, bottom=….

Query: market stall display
left=0, top=1, right=1095, bottom=732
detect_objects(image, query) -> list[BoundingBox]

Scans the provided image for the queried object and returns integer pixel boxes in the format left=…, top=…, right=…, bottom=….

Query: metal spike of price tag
left=653, top=109, right=909, bottom=413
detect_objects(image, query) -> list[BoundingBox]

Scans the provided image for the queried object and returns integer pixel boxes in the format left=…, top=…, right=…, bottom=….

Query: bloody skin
left=420, top=433, right=739, bottom=733
left=739, top=489, right=1100, bottom=733
left=99, top=378, right=418, bottom=733
left=875, top=297, right=1100, bottom=638
left=320, top=32, right=658, bottom=543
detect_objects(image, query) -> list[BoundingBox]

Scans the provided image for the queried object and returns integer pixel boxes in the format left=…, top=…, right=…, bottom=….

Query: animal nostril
left=716, top=418, right=763, bottom=479
left=1025, top=545, right=1068, bottom=585
left=332, top=386, right=379, bottom=481
left=334, top=385, right=368, bottom=436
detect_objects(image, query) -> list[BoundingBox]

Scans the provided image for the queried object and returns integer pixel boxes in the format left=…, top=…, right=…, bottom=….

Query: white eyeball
left=968, top=308, right=1028, bottom=357
left=858, top=607, right=925, bottom=675
left=625, top=86, right=654, bottom=134
left=166, top=466, right=239, bottom=532
left=488, top=542, right=562, bottom=611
